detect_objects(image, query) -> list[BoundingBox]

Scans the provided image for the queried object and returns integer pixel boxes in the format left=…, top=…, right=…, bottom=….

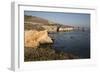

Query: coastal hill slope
left=25, top=15, right=49, bottom=24
left=24, top=15, right=61, bottom=31
left=24, top=15, right=59, bottom=26
left=24, top=15, right=74, bottom=32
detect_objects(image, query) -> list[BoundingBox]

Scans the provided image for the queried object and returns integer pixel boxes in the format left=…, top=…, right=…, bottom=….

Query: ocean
left=49, top=30, right=90, bottom=58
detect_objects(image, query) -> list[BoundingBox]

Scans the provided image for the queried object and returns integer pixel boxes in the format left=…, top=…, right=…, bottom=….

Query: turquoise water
left=49, top=31, right=90, bottom=58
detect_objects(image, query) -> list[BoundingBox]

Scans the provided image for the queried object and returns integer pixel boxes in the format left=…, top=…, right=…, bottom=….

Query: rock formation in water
left=25, top=30, right=53, bottom=48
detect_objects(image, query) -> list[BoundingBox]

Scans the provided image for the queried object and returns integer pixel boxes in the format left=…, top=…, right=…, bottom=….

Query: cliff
left=25, top=30, right=53, bottom=48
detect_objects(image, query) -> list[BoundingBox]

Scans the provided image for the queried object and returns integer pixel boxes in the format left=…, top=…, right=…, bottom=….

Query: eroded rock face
left=25, top=30, right=53, bottom=48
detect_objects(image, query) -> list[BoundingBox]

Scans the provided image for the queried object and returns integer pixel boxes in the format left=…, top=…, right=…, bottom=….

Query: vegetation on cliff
left=24, top=15, right=61, bottom=26
left=24, top=23, right=45, bottom=31
left=24, top=44, right=79, bottom=61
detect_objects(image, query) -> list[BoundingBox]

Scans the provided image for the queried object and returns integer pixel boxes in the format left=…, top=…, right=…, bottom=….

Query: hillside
left=24, top=15, right=61, bottom=26
left=24, top=15, right=75, bottom=32
left=24, top=15, right=49, bottom=24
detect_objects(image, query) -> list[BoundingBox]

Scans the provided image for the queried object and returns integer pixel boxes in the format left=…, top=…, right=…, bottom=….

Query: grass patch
left=24, top=44, right=79, bottom=61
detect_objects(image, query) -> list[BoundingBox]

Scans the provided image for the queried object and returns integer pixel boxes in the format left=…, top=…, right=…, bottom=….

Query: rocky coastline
left=24, top=15, right=79, bottom=61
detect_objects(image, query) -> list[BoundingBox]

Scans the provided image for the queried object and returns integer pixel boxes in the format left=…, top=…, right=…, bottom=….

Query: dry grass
left=24, top=44, right=79, bottom=61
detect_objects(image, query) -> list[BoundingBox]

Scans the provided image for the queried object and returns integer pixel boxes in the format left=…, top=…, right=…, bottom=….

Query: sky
left=24, top=11, right=90, bottom=28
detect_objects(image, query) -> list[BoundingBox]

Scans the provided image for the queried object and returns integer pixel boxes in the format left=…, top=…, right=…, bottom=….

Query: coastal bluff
left=25, top=30, right=53, bottom=48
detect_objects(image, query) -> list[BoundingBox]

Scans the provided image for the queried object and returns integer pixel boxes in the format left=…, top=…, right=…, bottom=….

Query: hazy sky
left=24, top=11, right=90, bottom=28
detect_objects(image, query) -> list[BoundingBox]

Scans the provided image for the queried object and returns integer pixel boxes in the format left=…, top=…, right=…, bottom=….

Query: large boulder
left=25, top=30, right=53, bottom=48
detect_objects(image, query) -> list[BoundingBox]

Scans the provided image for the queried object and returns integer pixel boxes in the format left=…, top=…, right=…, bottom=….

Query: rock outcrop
left=25, top=30, right=53, bottom=48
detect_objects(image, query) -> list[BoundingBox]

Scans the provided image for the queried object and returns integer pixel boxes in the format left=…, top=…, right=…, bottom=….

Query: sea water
left=49, top=31, right=90, bottom=58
